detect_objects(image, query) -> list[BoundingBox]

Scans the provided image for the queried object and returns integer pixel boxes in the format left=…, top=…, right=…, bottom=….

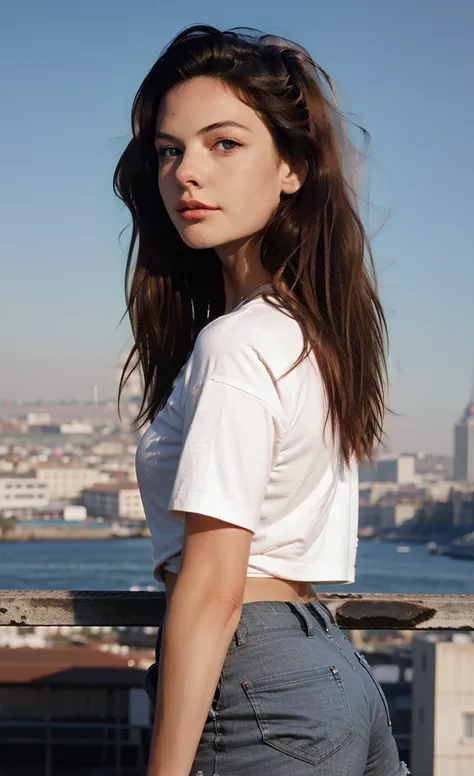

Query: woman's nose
left=174, top=150, right=205, bottom=189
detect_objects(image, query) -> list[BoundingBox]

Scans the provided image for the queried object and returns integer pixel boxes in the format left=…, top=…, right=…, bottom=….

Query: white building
left=83, top=483, right=145, bottom=520
left=359, top=455, right=417, bottom=485
left=377, top=455, right=417, bottom=484
left=34, top=464, right=110, bottom=500
left=26, top=412, right=51, bottom=426
left=411, top=637, right=474, bottom=776
left=100, top=460, right=138, bottom=482
left=453, top=402, right=474, bottom=483
left=379, top=502, right=418, bottom=527
left=0, top=474, right=49, bottom=516
left=91, top=441, right=126, bottom=457
left=60, top=421, right=94, bottom=435
left=63, top=505, right=87, bottom=522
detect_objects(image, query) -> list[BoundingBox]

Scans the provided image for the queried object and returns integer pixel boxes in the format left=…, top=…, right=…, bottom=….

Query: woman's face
left=155, top=76, right=299, bottom=252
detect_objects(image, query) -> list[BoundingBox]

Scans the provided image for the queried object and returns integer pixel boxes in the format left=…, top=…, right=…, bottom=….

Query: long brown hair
left=114, top=24, right=388, bottom=464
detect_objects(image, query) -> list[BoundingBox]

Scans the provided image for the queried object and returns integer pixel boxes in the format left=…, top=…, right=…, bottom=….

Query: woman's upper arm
left=168, top=340, right=284, bottom=602
left=180, top=512, right=253, bottom=606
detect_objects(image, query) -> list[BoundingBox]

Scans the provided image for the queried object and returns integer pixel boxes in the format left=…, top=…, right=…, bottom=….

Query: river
left=0, top=538, right=473, bottom=593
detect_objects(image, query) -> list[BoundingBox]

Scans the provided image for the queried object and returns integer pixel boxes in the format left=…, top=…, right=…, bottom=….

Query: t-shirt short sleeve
left=168, top=372, right=283, bottom=533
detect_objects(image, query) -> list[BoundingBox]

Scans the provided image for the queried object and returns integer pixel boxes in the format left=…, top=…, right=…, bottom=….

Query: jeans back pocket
left=242, top=665, right=352, bottom=766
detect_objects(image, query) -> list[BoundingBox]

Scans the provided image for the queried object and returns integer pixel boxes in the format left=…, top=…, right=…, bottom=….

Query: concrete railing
left=1, top=591, right=474, bottom=630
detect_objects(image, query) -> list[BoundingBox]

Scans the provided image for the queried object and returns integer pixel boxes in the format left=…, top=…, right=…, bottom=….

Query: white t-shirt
left=135, top=295, right=359, bottom=585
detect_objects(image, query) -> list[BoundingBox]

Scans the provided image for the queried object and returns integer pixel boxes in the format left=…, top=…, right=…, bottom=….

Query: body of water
left=0, top=538, right=473, bottom=594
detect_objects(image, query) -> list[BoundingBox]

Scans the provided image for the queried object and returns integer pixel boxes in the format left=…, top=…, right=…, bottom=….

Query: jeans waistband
left=154, top=597, right=335, bottom=660
left=231, top=597, right=334, bottom=647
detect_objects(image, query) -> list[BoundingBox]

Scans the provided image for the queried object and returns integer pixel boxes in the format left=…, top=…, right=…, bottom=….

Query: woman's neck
left=216, top=237, right=273, bottom=313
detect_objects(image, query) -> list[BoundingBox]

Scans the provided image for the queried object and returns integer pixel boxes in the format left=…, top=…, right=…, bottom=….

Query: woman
left=114, top=24, right=407, bottom=776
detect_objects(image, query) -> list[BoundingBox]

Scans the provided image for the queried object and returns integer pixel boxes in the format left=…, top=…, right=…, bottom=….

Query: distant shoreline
left=0, top=527, right=148, bottom=542
left=0, top=529, right=455, bottom=545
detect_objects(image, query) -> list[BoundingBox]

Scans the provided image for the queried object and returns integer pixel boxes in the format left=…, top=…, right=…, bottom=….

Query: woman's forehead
left=156, top=77, right=258, bottom=134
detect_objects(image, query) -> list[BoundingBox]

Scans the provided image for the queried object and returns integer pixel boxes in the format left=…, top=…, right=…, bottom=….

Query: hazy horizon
left=1, top=1, right=473, bottom=456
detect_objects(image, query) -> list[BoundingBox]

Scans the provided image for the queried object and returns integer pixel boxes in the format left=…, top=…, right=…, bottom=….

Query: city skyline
left=1, top=1, right=473, bottom=455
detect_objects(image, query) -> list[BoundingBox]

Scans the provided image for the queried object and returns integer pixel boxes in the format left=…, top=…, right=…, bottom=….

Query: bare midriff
left=161, top=568, right=317, bottom=607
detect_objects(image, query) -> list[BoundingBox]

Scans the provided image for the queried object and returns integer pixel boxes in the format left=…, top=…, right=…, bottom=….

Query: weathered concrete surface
left=322, top=593, right=474, bottom=631
left=0, top=591, right=473, bottom=629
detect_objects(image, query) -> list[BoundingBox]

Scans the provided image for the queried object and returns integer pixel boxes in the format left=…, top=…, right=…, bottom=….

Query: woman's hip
left=144, top=599, right=400, bottom=775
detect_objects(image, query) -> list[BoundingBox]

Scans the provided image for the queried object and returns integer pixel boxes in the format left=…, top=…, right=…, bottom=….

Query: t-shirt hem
left=246, top=557, right=355, bottom=585
left=152, top=548, right=182, bottom=583
left=151, top=548, right=355, bottom=586
left=168, top=496, right=258, bottom=533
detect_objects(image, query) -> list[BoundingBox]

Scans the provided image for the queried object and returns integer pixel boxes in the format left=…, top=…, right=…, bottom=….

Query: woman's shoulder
left=194, top=298, right=304, bottom=367
left=178, top=299, right=311, bottom=412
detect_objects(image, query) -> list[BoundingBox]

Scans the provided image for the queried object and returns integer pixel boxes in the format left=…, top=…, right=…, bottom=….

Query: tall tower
left=453, top=370, right=474, bottom=482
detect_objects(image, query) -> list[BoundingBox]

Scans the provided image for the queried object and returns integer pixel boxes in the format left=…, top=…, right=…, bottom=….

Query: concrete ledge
left=0, top=591, right=473, bottom=630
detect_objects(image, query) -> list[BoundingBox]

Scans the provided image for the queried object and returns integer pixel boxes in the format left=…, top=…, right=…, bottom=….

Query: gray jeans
left=144, top=599, right=409, bottom=775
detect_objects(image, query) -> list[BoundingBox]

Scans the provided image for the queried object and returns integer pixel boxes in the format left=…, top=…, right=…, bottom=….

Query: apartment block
left=34, top=464, right=110, bottom=499
left=83, top=483, right=145, bottom=520
left=411, top=637, right=474, bottom=776
left=0, top=474, right=49, bottom=515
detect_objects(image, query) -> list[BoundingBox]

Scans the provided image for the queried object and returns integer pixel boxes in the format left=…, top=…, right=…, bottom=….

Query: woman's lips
left=178, top=207, right=219, bottom=220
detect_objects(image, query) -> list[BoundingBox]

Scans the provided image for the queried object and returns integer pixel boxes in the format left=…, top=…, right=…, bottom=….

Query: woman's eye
left=157, top=147, right=181, bottom=159
left=216, top=139, right=241, bottom=152
left=156, top=139, right=241, bottom=159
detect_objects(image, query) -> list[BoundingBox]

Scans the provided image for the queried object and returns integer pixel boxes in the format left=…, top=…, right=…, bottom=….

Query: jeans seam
left=227, top=630, right=305, bottom=654
left=207, top=705, right=220, bottom=776
left=330, top=635, right=374, bottom=722
left=209, top=664, right=223, bottom=776
left=356, top=652, right=392, bottom=728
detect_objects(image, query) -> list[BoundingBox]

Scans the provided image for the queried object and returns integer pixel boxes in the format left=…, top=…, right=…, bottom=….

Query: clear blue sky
left=1, top=0, right=473, bottom=455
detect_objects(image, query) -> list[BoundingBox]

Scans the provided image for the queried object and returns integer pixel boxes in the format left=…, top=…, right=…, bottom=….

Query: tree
left=0, top=513, right=16, bottom=540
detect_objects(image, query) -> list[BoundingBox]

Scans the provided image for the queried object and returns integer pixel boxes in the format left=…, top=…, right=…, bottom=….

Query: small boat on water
left=428, top=534, right=474, bottom=560
left=449, top=532, right=474, bottom=560
left=427, top=541, right=450, bottom=556
left=111, top=522, right=143, bottom=538
left=396, top=545, right=411, bottom=553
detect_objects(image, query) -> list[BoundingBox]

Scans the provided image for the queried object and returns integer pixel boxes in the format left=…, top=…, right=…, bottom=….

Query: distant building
left=0, top=474, right=49, bottom=516
left=360, top=649, right=413, bottom=767
left=34, top=464, right=111, bottom=500
left=359, top=455, right=417, bottom=485
left=0, top=645, right=152, bottom=774
left=117, top=352, right=143, bottom=402
left=377, top=455, right=417, bottom=484
left=359, top=460, right=379, bottom=483
left=83, top=482, right=145, bottom=520
left=411, top=637, right=474, bottom=776
left=453, top=401, right=474, bottom=483
left=63, top=504, right=87, bottom=522
left=379, top=503, right=418, bottom=528
left=91, top=441, right=127, bottom=457
left=452, top=489, right=474, bottom=529
left=59, top=421, right=93, bottom=434
left=26, top=411, right=51, bottom=426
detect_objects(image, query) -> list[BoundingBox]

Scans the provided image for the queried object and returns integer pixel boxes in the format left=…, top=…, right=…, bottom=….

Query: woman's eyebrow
left=155, top=120, right=250, bottom=142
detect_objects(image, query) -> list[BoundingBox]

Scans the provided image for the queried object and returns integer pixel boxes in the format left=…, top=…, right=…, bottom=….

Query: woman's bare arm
left=147, top=513, right=252, bottom=776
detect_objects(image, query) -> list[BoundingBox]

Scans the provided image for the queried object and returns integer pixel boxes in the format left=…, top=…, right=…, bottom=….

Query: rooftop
left=84, top=482, right=138, bottom=493
left=0, top=646, right=147, bottom=685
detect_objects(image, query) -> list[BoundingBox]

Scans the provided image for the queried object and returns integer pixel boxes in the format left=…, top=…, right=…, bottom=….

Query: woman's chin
left=179, top=228, right=221, bottom=251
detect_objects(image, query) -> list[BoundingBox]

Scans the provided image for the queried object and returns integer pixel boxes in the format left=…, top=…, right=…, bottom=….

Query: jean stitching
left=207, top=704, right=220, bottom=776
left=356, top=652, right=392, bottom=728
left=227, top=630, right=305, bottom=654
left=332, top=633, right=357, bottom=666
left=243, top=665, right=353, bottom=767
